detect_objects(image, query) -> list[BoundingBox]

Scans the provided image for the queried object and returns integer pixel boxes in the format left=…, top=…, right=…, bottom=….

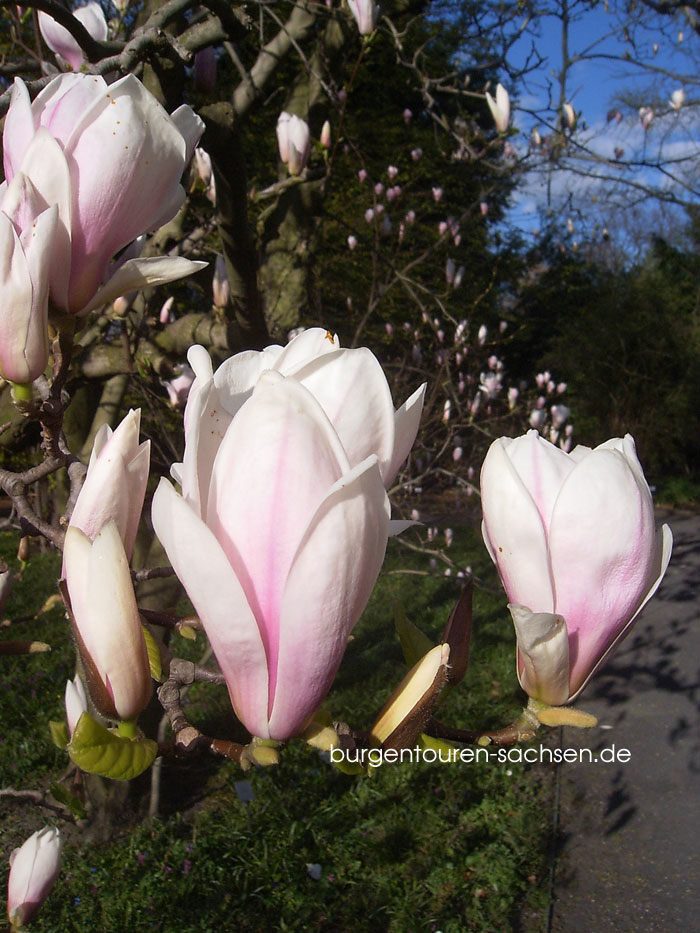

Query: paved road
left=550, top=511, right=700, bottom=931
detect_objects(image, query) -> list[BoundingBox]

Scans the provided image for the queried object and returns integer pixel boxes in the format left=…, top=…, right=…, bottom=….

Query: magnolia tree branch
left=156, top=658, right=249, bottom=765
left=232, top=1, right=317, bottom=120
left=4, top=0, right=119, bottom=59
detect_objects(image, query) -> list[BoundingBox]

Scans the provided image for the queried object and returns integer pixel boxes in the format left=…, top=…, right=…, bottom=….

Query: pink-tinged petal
left=273, top=326, right=339, bottom=373
left=38, top=5, right=107, bottom=71
left=568, top=522, right=673, bottom=700
left=7, top=827, right=62, bottom=928
left=2, top=79, right=35, bottom=181
left=142, top=185, right=187, bottom=237
left=170, top=105, right=205, bottom=164
left=0, top=213, right=35, bottom=383
left=480, top=437, right=555, bottom=612
left=38, top=11, right=86, bottom=71
left=294, top=347, right=396, bottom=480
left=79, top=257, right=206, bottom=315
left=386, top=382, right=426, bottom=486
left=509, top=604, right=570, bottom=706
left=64, top=523, right=151, bottom=721
left=548, top=446, right=657, bottom=690
left=13, top=129, right=72, bottom=310
left=68, top=409, right=149, bottom=560
left=207, top=373, right=350, bottom=708
left=12, top=205, right=56, bottom=384
left=269, top=456, right=389, bottom=738
left=212, top=345, right=283, bottom=418
left=276, top=112, right=290, bottom=163
left=75, top=3, right=108, bottom=39
left=35, top=74, right=107, bottom=145
left=1, top=170, right=43, bottom=234
left=151, top=478, right=270, bottom=736
left=389, top=518, right=417, bottom=536
left=64, top=675, right=87, bottom=737
left=178, top=345, right=232, bottom=514
left=61, top=74, right=192, bottom=310
left=504, top=430, right=576, bottom=533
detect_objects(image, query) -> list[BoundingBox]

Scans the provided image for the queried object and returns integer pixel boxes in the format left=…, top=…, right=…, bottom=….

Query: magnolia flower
left=562, top=102, right=577, bottom=130
left=64, top=675, right=87, bottom=736
left=480, top=432, right=672, bottom=705
left=2, top=74, right=205, bottom=314
left=639, top=106, right=654, bottom=129
left=387, top=165, right=398, bottom=179
left=152, top=365, right=406, bottom=739
left=193, top=147, right=213, bottom=186
left=163, top=364, right=195, bottom=408
left=528, top=409, right=546, bottom=430
left=7, top=828, right=62, bottom=929
left=38, top=3, right=108, bottom=71
left=155, top=297, right=173, bottom=326
left=320, top=120, right=332, bottom=149
left=479, top=372, right=502, bottom=399
left=347, top=235, right=358, bottom=250
left=212, top=253, right=229, bottom=309
left=403, top=108, right=413, bottom=123
left=0, top=173, right=58, bottom=383
left=62, top=410, right=151, bottom=721
left=485, top=83, right=510, bottom=133
left=63, top=522, right=152, bottom=722
left=670, top=88, right=685, bottom=110
left=170, top=329, right=425, bottom=518
left=348, top=0, right=379, bottom=35
left=550, top=404, right=570, bottom=429
left=358, top=168, right=368, bottom=183
left=276, top=112, right=310, bottom=176
left=67, top=409, right=149, bottom=563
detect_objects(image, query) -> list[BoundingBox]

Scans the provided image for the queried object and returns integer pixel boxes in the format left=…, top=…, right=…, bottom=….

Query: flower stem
left=117, top=719, right=138, bottom=739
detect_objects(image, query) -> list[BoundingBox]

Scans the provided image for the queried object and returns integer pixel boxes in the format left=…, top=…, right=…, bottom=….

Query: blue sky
left=501, top=4, right=700, bottom=237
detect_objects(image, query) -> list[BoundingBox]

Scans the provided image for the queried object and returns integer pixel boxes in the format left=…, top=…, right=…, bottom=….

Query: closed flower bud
left=485, top=83, right=510, bottom=132
left=7, top=827, right=62, bottom=929
left=276, top=112, right=311, bottom=176
left=480, top=432, right=672, bottom=704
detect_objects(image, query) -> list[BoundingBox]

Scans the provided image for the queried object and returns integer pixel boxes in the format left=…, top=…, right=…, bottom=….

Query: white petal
left=509, top=604, right=570, bottom=706
left=80, top=257, right=207, bottom=314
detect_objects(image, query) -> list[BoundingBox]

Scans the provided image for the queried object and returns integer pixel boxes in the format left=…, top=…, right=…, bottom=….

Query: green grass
left=652, top=473, right=700, bottom=510
left=0, top=525, right=552, bottom=932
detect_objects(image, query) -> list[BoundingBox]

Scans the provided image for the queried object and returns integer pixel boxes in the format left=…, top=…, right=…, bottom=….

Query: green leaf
left=394, top=600, right=434, bottom=668
left=418, top=732, right=455, bottom=756
left=49, top=782, right=87, bottom=820
left=141, top=624, right=163, bottom=681
left=331, top=755, right=366, bottom=776
left=68, top=713, right=158, bottom=781
left=49, top=720, right=69, bottom=750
